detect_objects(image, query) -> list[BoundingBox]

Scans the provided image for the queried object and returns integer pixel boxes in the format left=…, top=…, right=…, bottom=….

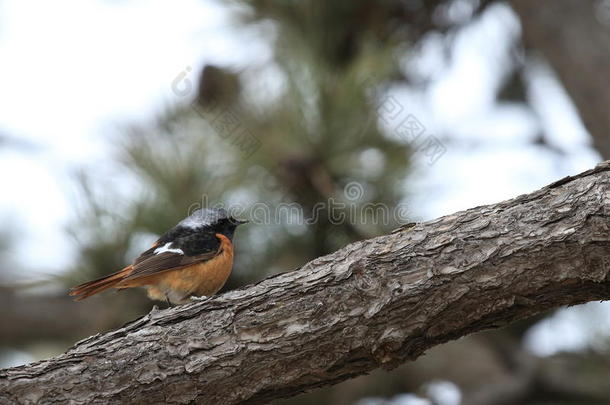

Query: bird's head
left=180, top=208, right=248, bottom=239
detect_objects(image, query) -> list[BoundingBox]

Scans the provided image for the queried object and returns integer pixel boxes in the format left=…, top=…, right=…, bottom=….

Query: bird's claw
left=190, top=295, right=209, bottom=302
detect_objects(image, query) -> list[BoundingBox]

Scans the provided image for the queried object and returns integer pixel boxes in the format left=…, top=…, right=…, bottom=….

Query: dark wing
left=123, top=225, right=221, bottom=281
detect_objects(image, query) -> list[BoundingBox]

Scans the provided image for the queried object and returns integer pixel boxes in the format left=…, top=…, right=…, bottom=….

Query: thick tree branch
left=2, top=162, right=610, bottom=405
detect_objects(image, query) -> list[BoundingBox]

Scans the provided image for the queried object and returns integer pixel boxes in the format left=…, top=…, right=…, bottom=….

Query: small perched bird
left=69, top=208, right=247, bottom=305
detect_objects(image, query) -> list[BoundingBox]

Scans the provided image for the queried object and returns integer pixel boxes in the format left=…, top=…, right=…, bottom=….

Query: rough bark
left=510, top=0, right=610, bottom=159
left=2, top=161, right=610, bottom=405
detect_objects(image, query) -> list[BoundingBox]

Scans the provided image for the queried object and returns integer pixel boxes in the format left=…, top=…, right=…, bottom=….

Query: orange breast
left=146, top=233, right=234, bottom=303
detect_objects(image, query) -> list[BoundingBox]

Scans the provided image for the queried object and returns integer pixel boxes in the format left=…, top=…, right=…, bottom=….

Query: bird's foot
left=164, top=295, right=174, bottom=309
left=190, top=295, right=209, bottom=302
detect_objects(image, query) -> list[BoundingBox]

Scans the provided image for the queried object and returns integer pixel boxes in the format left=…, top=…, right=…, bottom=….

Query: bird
left=69, top=208, right=248, bottom=305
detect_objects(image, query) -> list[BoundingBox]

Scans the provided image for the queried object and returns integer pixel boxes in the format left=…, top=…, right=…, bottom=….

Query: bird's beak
left=232, top=218, right=249, bottom=226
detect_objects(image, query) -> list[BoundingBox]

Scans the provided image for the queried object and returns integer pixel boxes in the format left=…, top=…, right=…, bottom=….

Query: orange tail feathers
left=69, top=265, right=133, bottom=301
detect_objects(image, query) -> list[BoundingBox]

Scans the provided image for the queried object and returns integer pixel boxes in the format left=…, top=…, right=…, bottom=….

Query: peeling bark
left=2, top=162, right=610, bottom=405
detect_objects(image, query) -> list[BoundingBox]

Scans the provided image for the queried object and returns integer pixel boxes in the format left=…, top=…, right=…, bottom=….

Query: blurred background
left=1, top=0, right=610, bottom=404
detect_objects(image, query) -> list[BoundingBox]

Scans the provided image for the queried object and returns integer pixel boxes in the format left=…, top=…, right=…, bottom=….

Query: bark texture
left=2, top=161, right=610, bottom=405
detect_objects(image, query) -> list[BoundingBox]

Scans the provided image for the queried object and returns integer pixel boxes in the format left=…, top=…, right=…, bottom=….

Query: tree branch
left=2, top=162, right=610, bottom=405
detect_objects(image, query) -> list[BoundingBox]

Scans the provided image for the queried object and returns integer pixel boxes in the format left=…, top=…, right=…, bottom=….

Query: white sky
left=0, top=0, right=255, bottom=272
left=0, top=0, right=606, bottom=363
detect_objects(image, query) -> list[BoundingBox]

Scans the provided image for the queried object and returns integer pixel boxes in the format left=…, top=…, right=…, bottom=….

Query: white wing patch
left=154, top=242, right=184, bottom=255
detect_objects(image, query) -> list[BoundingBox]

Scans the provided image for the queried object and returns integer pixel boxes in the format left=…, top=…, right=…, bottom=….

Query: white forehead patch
left=179, top=208, right=228, bottom=229
left=154, top=242, right=184, bottom=255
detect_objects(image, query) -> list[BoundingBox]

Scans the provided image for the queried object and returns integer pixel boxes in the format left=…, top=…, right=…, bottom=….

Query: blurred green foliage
left=67, top=0, right=418, bottom=300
